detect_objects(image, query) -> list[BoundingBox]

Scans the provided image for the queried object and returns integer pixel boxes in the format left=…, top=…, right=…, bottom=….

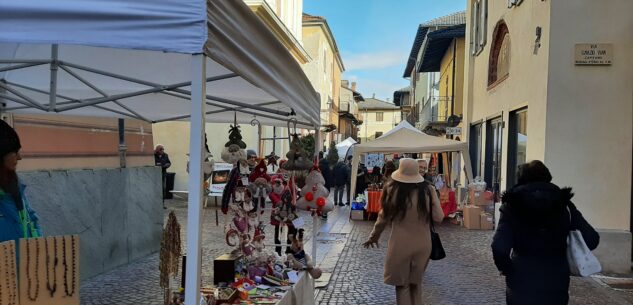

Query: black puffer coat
left=491, top=182, right=599, bottom=305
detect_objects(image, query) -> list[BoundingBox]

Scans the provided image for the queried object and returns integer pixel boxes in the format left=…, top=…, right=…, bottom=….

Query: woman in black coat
left=491, top=160, right=599, bottom=305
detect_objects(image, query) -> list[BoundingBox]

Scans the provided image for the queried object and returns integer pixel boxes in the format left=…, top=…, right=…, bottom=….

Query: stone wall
left=19, top=166, right=164, bottom=280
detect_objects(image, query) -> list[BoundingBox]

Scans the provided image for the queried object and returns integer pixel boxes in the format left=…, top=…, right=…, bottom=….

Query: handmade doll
left=221, top=124, right=247, bottom=164
left=282, top=134, right=313, bottom=171
left=286, top=229, right=322, bottom=279
left=221, top=158, right=251, bottom=214
left=296, top=166, right=334, bottom=215
left=248, top=160, right=272, bottom=213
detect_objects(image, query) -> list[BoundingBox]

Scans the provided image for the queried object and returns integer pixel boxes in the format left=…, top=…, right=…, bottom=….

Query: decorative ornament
left=316, top=197, right=326, bottom=208
left=304, top=192, right=314, bottom=202
left=282, top=134, right=313, bottom=171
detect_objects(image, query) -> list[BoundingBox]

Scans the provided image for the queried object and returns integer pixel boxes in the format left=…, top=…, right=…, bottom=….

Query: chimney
left=342, top=80, right=349, bottom=88
left=351, top=82, right=357, bottom=91
left=372, top=93, right=375, bottom=98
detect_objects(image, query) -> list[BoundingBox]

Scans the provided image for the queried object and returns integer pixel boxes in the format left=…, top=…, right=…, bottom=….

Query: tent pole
left=49, top=44, right=58, bottom=111
left=312, top=126, right=320, bottom=265
left=184, top=54, right=206, bottom=305
left=349, top=153, right=360, bottom=219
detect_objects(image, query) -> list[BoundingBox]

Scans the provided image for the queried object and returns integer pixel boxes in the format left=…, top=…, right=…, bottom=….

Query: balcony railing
left=420, top=96, right=452, bottom=127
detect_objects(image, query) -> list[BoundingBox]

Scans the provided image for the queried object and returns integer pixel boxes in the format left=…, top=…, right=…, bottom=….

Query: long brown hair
left=381, top=180, right=430, bottom=222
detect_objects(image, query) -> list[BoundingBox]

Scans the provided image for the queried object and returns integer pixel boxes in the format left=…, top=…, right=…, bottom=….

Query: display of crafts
left=0, top=240, right=17, bottom=305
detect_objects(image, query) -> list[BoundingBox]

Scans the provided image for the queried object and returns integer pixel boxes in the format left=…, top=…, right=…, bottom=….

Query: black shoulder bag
left=425, top=183, right=446, bottom=260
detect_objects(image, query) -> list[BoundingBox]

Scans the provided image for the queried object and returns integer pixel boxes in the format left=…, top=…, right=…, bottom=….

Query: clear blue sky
left=304, top=0, right=466, bottom=101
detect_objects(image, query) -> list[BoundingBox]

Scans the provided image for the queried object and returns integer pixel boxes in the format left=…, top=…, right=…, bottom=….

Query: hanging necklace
left=45, top=237, right=58, bottom=297
left=62, top=236, right=77, bottom=297
left=2, top=244, right=6, bottom=305
left=26, top=239, right=40, bottom=301
left=8, top=243, right=16, bottom=305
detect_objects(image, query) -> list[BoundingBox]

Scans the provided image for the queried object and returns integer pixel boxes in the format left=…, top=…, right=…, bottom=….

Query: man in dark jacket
left=332, top=161, right=349, bottom=206
left=154, top=144, right=171, bottom=200
left=491, top=160, right=599, bottom=305
left=318, top=152, right=332, bottom=190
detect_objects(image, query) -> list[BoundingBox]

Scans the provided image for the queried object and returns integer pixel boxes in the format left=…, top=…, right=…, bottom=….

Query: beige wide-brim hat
left=391, top=158, right=424, bottom=183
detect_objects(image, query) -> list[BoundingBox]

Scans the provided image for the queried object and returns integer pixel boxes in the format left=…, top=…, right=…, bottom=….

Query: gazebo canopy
left=350, top=121, right=473, bottom=200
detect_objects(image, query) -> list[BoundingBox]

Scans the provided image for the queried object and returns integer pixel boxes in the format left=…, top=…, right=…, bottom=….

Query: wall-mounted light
left=533, top=26, right=542, bottom=55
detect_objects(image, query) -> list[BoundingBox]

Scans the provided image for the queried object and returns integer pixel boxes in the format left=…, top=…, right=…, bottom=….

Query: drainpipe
left=118, top=118, right=127, bottom=168
left=450, top=40, right=457, bottom=140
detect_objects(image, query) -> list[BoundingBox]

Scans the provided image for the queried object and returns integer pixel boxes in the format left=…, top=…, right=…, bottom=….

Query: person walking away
left=318, top=151, right=333, bottom=191
left=154, top=144, right=171, bottom=202
left=0, top=120, right=42, bottom=247
left=363, top=158, right=443, bottom=305
left=332, top=160, right=349, bottom=206
left=416, top=159, right=433, bottom=183
left=344, top=155, right=353, bottom=205
left=355, top=162, right=369, bottom=197
left=492, top=160, right=599, bottom=305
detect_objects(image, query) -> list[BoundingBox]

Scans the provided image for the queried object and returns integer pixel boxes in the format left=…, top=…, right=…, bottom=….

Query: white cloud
left=343, top=50, right=406, bottom=71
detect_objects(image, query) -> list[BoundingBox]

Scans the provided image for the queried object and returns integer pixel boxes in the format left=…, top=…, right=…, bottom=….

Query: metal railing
left=420, top=96, right=452, bottom=126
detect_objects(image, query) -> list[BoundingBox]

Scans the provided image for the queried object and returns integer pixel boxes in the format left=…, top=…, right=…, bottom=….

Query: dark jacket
left=154, top=153, right=171, bottom=174
left=492, top=182, right=599, bottom=305
left=318, top=158, right=333, bottom=189
left=332, top=162, right=349, bottom=187
left=355, top=165, right=369, bottom=195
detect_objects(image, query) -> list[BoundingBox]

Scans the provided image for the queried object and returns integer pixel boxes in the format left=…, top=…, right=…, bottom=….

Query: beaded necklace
left=62, top=236, right=77, bottom=297
left=26, top=239, right=40, bottom=301
left=45, top=237, right=58, bottom=297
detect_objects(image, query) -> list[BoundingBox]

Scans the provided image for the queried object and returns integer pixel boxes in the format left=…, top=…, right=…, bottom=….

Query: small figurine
left=286, top=229, right=322, bottom=279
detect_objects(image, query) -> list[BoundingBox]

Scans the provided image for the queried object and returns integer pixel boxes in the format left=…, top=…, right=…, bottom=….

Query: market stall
left=0, top=1, right=321, bottom=304
left=349, top=121, right=474, bottom=219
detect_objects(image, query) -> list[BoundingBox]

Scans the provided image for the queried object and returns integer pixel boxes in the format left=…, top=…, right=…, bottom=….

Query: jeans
left=334, top=185, right=345, bottom=205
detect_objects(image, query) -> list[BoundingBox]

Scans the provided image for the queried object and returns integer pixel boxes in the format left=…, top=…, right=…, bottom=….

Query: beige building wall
left=463, top=0, right=551, bottom=182
left=358, top=109, right=401, bottom=143
left=152, top=122, right=259, bottom=191
left=545, top=0, right=633, bottom=231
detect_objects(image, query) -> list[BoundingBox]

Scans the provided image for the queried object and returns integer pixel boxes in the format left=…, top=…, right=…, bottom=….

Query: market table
left=275, top=271, right=315, bottom=305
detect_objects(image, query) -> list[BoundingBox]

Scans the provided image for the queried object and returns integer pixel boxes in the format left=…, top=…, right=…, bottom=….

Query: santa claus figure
left=248, top=160, right=272, bottom=213
left=296, top=166, right=334, bottom=215
left=268, top=176, right=298, bottom=256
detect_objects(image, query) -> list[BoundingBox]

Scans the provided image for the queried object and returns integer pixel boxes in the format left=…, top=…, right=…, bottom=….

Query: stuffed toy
left=221, top=159, right=251, bottom=214
left=282, top=134, right=313, bottom=171
left=221, top=124, right=247, bottom=164
left=248, top=159, right=272, bottom=213
left=296, top=166, right=334, bottom=214
left=286, top=229, right=322, bottom=279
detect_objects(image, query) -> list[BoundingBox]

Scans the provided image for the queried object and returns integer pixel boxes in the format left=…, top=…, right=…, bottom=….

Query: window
left=375, top=112, right=384, bottom=122
left=469, top=123, right=483, bottom=177
left=507, top=108, right=527, bottom=188
left=485, top=117, right=503, bottom=198
left=471, top=0, right=488, bottom=55
left=488, top=21, right=510, bottom=86
left=375, top=132, right=383, bottom=138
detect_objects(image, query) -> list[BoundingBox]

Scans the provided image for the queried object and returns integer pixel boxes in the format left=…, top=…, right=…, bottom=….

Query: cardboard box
left=213, top=253, right=242, bottom=285
left=351, top=210, right=365, bottom=220
left=469, top=189, right=494, bottom=206
left=480, top=213, right=494, bottom=230
left=463, top=205, right=481, bottom=229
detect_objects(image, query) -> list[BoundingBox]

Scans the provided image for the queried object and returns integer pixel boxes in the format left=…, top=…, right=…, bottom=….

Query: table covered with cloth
left=366, top=190, right=382, bottom=214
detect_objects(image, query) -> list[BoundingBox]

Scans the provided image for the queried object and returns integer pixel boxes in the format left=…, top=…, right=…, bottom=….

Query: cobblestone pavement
left=80, top=199, right=324, bottom=305
left=316, top=220, right=633, bottom=305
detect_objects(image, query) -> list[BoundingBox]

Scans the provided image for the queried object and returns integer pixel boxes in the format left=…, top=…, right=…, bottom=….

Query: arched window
left=488, top=21, right=511, bottom=87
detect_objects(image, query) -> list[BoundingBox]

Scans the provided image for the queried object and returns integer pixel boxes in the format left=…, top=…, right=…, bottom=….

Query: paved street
left=81, top=201, right=633, bottom=305
left=316, top=219, right=633, bottom=305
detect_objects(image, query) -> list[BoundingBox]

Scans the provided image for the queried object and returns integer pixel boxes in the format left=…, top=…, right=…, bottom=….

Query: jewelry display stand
left=19, top=236, right=80, bottom=305
left=0, top=240, right=18, bottom=305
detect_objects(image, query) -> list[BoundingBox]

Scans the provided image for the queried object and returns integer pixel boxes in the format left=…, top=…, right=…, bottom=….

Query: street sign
left=446, top=127, right=462, bottom=135
left=575, top=43, right=613, bottom=65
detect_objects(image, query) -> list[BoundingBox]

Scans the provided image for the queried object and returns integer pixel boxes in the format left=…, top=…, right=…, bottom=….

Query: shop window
left=488, top=21, right=510, bottom=87
left=376, top=112, right=384, bottom=122
left=471, top=0, right=488, bottom=55
left=507, top=108, right=528, bottom=188
left=485, top=117, right=503, bottom=198
left=469, top=123, right=483, bottom=177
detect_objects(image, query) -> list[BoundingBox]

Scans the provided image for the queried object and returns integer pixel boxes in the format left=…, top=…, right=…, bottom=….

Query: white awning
left=0, top=0, right=320, bottom=127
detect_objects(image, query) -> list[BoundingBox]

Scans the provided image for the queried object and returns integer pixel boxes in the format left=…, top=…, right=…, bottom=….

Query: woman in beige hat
left=363, top=158, right=443, bottom=305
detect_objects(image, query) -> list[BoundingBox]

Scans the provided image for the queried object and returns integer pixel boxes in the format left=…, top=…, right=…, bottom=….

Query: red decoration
left=316, top=197, right=326, bottom=208
left=305, top=192, right=314, bottom=202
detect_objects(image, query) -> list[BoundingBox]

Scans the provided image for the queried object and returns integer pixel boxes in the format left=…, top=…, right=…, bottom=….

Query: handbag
left=428, top=186, right=446, bottom=260
left=566, top=206, right=601, bottom=276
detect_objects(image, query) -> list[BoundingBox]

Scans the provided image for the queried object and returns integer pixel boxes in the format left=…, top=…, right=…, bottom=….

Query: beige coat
left=369, top=184, right=443, bottom=286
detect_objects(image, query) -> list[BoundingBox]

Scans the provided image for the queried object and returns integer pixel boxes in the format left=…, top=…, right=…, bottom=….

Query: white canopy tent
left=335, top=137, right=357, bottom=160
left=350, top=121, right=474, bottom=201
left=0, top=1, right=320, bottom=304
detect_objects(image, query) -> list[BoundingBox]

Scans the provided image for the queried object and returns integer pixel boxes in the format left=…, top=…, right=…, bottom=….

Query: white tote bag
left=566, top=208, right=601, bottom=277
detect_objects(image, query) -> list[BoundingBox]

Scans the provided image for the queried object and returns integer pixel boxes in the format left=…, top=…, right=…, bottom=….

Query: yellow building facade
left=302, top=13, right=345, bottom=147
left=358, top=97, right=401, bottom=144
